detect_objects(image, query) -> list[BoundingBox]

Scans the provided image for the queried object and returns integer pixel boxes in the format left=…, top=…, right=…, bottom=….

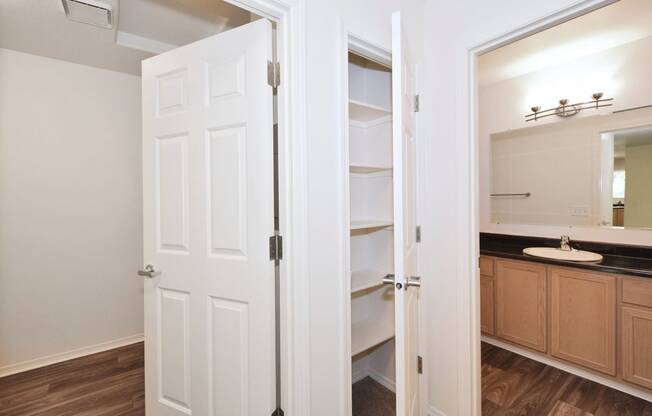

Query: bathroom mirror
left=489, top=108, right=652, bottom=230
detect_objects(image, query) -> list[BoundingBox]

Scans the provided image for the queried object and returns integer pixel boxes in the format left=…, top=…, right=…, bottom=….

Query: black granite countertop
left=480, top=233, right=652, bottom=278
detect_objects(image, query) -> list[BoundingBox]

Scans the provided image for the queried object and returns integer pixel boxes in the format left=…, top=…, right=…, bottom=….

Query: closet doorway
left=343, top=12, right=421, bottom=416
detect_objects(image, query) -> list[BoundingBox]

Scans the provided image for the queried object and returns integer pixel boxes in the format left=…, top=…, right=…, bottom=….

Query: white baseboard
left=428, top=404, right=447, bottom=416
left=0, top=333, right=144, bottom=378
left=352, top=367, right=369, bottom=384
left=352, top=366, right=397, bottom=394
left=482, top=336, right=652, bottom=403
left=368, top=368, right=396, bottom=393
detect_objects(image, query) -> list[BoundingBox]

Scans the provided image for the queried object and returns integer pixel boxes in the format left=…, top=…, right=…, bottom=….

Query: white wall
left=0, top=48, right=143, bottom=372
left=479, top=34, right=652, bottom=245
left=490, top=120, right=603, bottom=227
left=418, top=1, right=630, bottom=415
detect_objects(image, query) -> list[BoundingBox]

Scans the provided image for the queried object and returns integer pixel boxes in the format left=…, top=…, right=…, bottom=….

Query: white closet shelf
left=349, top=165, right=392, bottom=174
left=351, top=270, right=390, bottom=294
left=351, top=318, right=395, bottom=356
left=349, top=99, right=391, bottom=123
left=350, top=220, right=393, bottom=231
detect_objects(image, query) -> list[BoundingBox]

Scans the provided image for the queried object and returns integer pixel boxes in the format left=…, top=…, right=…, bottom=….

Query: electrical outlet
left=570, top=205, right=590, bottom=216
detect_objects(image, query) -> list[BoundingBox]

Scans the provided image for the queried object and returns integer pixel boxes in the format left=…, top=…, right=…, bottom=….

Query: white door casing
left=142, top=19, right=275, bottom=416
left=392, top=11, right=420, bottom=416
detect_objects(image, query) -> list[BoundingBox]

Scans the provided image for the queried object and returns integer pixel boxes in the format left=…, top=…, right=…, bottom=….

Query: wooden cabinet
left=495, top=260, right=547, bottom=352
left=480, top=275, right=495, bottom=335
left=622, top=306, right=652, bottom=390
left=613, top=207, right=624, bottom=226
left=480, top=257, right=494, bottom=277
left=550, top=268, right=616, bottom=375
left=481, top=254, right=652, bottom=392
left=622, top=278, right=652, bottom=309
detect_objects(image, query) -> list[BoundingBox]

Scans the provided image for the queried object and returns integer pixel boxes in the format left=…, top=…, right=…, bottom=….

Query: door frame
left=219, top=1, right=309, bottom=415
left=338, top=24, right=393, bottom=416
left=463, top=1, right=617, bottom=415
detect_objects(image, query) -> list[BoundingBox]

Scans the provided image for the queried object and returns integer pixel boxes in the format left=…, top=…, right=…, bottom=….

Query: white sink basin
left=523, top=247, right=603, bottom=262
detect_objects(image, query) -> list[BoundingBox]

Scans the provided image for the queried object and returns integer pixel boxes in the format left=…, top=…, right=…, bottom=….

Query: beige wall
left=624, top=143, right=652, bottom=228
left=490, top=118, right=602, bottom=227
left=0, top=48, right=143, bottom=371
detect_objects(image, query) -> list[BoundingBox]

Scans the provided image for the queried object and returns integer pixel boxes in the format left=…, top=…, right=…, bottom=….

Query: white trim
left=482, top=336, right=652, bottom=403
left=369, top=368, right=397, bottom=393
left=351, top=366, right=397, bottom=394
left=348, top=34, right=392, bottom=67
left=224, top=1, right=309, bottom=415
left=349, top=115, right=393, bottom=129
left=352, top=367, right=370, bottom=384
left=0, top=333, right=144, bottom=378
left=116, top=31, right=176, bottom=54
left=428, top=404, right=447, bottom=416
left=463, top=1, right=619, bottom=415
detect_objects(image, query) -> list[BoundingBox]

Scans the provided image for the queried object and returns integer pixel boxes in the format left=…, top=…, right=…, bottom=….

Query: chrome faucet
left=560, top=235, right=572, bottom=251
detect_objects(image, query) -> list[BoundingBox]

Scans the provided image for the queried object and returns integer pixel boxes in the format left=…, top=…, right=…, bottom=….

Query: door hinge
left=269, top=235, right=283, bottom=261
left=417, top=355, right=423, bottom=374
left=416, top=226, right=421, bottom=243
left=271, top=407, right=285, bottom=416
left=267, top=61, right=280, bottom=88
left=414, top=94, right=420, bottom=112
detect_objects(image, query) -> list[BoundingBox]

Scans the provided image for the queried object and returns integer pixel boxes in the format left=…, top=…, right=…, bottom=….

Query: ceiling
left=478, top=0, right=652, bottom=86
left=0, top=0, right=253, bottom=76
left=119, top=0, right=252, bottom=51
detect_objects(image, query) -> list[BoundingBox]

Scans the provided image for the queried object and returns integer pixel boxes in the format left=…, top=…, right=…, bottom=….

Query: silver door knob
left=382, top=274, right=395, bottom=285
left=406, top=276, right=421, bottom=288
left=383, top=274, right=403, bottom=290
left=138, top=264, right=161, bottom=278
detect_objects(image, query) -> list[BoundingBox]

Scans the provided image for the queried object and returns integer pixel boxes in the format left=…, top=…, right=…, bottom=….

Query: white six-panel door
left=392, top=11, right=421, bottom=416
left=142, top=19, right=275, bottom=416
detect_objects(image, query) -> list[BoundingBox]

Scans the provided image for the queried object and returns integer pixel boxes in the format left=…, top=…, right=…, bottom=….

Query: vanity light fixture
left=525, top=93, right=613, bottom=122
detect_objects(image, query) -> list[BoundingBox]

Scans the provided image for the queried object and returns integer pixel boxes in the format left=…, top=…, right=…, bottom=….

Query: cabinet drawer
left=480, top=257, right=494, bottom=277
left=622, top=278, right=652, bottom=309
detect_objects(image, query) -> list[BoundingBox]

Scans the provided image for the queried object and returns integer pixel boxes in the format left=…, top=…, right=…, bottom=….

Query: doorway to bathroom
left=472, top=0, right=652, bottom=414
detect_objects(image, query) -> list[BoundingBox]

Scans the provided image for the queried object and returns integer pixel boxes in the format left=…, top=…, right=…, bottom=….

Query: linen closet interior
left=348, top=51, right=396, bottom=406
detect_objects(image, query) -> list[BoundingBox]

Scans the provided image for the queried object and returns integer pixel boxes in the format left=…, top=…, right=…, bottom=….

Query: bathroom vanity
left=480, top=233, right=652, bottom=393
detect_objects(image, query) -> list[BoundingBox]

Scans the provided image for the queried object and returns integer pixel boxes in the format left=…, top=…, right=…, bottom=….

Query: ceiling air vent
left=61, top=0, right=113, bottom=29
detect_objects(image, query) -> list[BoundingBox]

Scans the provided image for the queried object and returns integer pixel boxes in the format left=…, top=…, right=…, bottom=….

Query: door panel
left=142, top=19, right=275, bottom=416
left=392, top=11, right=420, bottom=416
left=159, top=288, right=191, bottom=411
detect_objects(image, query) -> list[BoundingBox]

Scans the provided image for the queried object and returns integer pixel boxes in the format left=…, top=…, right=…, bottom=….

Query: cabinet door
left=622, top=306, right=652, bottom=389
left=496, top=260, right=547, bottom=352
left=550, top=268, right=616, bottom=375
left=480, top=275, right=495, bottom=335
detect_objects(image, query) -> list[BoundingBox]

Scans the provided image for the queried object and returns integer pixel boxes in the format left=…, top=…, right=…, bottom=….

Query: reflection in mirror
left=605, top=125, right=652, bottom=228
left=490, top=108, right=652, bottom=230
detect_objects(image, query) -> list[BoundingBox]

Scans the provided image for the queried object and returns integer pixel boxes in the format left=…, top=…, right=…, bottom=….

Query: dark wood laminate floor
left=353, top=376, right=395, bottom=416
left=3, top=341, right=649, bottom=416
left=0, top=342, right=144, bottom=416
left=482, top=342, right=652, bottom=416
